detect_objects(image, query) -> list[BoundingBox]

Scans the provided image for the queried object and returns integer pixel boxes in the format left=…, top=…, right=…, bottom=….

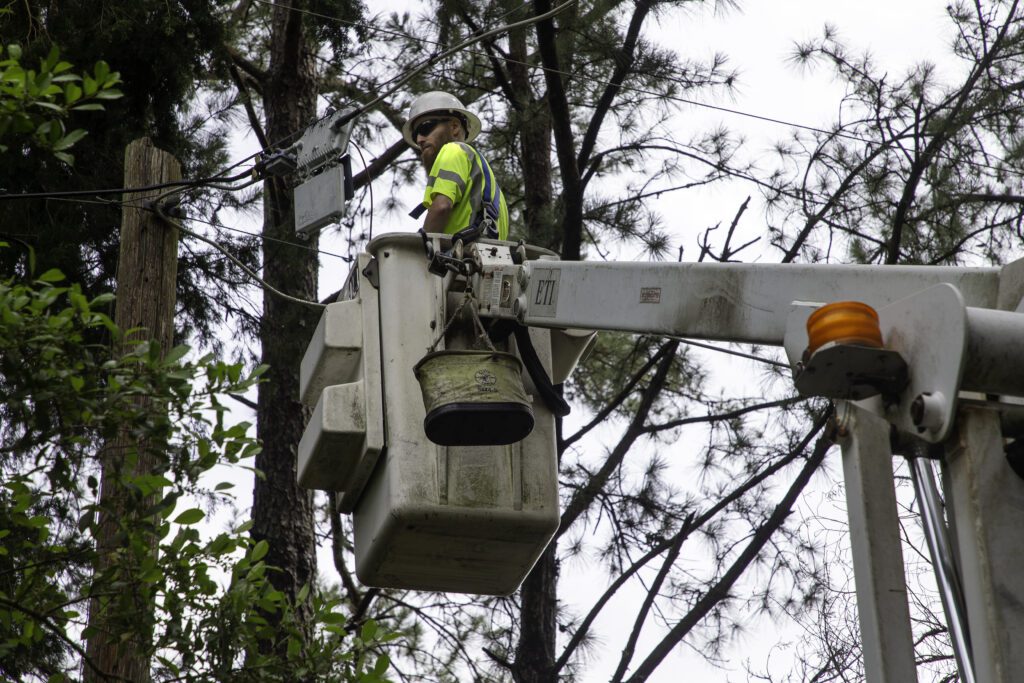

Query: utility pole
left=84, top=138, right=180, bottom=683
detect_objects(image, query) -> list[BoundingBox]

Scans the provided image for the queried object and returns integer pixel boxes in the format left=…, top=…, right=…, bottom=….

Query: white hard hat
left=402, top=91, right=481, bottom=149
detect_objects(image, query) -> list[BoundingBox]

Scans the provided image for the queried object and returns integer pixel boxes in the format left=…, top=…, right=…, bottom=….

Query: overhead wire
left=0, top=1, right=570, bottom=208
left=250, top=0, right=531, bottom=45
left=42, top=193, right=352, bottom=262
left=267, top=0, right=856, bottom=139
left=220, top=0, right=574, bottom=169
left=172, top=210, right=354, bottom=262
left=265, top=0, right=1024, bottom=181
left=349, top=140, right=374, bottom=242
left=320, top=0, right=580, bottom=133
left=672, top=337, right=789, bottom=369
left=117, top=194, right=352, bottom=261
left=14, top=191, right=337, bottom=308
left=3, top=0, right=1019, bottom=225
left=152, top=202, right=326, bottom=309
left=0, top=167, right=255, bottom=202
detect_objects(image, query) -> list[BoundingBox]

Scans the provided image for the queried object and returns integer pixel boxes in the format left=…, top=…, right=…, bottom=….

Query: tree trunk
left=252, top=0, right=319, bottom=644
left=508, top=6, right=576, bottom=679
left=533, top=0, right=585, bottom=261
left=507, top=7, right=555, bottom=250
left=513, top=543, right=560, bottom=683
left=84, top=137, right=180, bottom=683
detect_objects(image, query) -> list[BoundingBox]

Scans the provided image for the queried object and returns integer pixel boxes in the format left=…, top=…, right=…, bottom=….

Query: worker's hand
left=422, top=194, right=454, bottom=234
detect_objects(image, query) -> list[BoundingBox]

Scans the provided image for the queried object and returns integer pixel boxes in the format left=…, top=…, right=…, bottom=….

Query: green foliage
left=0, top=2, right=258, bottom=353
left=0, top=258, right=394, bottom=681
left=0, top=43, right=121, bottom=164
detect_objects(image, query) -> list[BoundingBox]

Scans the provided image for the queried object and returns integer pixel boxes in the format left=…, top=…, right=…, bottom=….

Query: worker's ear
left=450, top=119, right=466, bottom=140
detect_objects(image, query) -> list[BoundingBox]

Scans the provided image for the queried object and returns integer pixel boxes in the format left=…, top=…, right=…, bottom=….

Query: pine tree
left=223, top=0, right=368, bottom=655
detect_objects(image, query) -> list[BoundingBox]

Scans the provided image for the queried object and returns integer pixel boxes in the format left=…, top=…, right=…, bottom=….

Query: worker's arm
left=422, top=193, right=453, bottom=234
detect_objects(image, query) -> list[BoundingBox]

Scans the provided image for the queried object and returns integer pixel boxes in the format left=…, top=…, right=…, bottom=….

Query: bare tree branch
left=352, top=138, right=408, bottom=191
left=575, top=0, right=653, bottom=174
left=623, top=412, right=834, bottom=683
left=610, top=514, right=689, bottom=682
left=643, top=396, right=803, bottom=435
left=226, top=44, right=267, bottom=87
left=227, top=59, right=269, bottom=150
left=557, top=340, right=679, bottom=537
left=561, top=340, right=674, bottom=450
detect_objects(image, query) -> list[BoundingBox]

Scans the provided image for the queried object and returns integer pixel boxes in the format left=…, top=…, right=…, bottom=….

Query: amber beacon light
left=806, top=301, right=883, bottom=354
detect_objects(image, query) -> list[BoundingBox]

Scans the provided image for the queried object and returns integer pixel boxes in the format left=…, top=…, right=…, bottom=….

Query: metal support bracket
left=878, top=284, right=968, bottom=441
left=835, top=402, right=918, bottom=683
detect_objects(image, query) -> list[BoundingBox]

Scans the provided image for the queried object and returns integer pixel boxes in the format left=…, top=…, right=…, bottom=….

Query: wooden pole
left=83, top=138, right=180, bottom=683
left=111, top=138, right=180, bottom=352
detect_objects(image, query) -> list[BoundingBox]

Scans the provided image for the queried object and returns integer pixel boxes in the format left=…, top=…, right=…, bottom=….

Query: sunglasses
left=413, top=118, right=450, bottom=139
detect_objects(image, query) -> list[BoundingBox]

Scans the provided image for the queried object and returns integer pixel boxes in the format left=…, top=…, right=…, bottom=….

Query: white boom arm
left=462, top=241, right=1024, bottom=683
left=502, top=259, right=1000, bottom=342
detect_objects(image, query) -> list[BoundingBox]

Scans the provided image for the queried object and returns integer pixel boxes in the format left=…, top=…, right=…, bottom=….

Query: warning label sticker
left=640, top=287, right=661, bottom=304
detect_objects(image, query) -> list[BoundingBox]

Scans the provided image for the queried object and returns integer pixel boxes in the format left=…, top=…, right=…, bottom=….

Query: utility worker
left=403, top=91, right=509, bottom=241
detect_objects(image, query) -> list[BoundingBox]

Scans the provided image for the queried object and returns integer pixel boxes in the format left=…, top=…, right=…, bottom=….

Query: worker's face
left=414, top=117, right=461, bottom=171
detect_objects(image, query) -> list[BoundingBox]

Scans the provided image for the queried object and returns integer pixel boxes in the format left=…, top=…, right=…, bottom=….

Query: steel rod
left=908, top=454, right=975, bottom=683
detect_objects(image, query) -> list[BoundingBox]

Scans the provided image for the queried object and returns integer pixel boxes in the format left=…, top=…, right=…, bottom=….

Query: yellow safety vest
left=411, top=142, right=509, bottom=241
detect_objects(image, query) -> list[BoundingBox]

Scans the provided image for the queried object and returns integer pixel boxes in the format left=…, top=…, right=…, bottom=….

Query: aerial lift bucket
left=297, top=233, right=564, bottom=595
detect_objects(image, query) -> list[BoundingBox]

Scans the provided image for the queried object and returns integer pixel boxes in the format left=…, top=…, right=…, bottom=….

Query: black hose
left=514, top=324, right=570, bottom=417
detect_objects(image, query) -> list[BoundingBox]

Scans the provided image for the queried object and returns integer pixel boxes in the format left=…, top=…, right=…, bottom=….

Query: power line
left=7, top=191, right=332, bottom=309
left=250, top=0, right=530, bottom=46
left=0, top=167, right=255, bottom=202
left=673, top=337, right=789, bottom=369
left=230, top=0, right=576, bottom=166
left=183, top=211, right=354, bottom=262
left=43, top=193, right=353, bottom=262
left=349, top=140, right=375, bottom=242
left=0, top=1, right=572, bottom=207
left=4, top=1, right=1018, bottom=222
left=153, top=203, right=326, bottom=310
left=330, top=0, right=580, bottom=133
left=266, top=0, right=1024, bottom=181
left=269, top=0, right=845, bottom=137
left=121, top=196, right=354, bottom=262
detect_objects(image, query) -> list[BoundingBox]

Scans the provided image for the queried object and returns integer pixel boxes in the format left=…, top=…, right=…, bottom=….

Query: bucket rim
left=414, top=348, right=523, bottom=374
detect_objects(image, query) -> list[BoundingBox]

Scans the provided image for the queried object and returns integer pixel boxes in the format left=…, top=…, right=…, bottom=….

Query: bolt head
left=910, top=394, right=925, bottom=425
